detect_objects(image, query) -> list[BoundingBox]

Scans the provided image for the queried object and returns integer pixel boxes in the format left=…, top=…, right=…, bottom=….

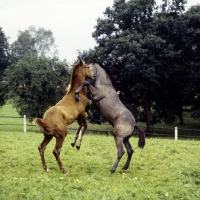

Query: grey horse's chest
left=97, top=94, right=125, bottom=122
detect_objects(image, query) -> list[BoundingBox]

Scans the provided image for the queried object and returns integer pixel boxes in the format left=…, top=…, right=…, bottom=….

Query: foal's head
left=67, top=60, right=95, bottom=93
left=72, top=60, right=95, bottom=80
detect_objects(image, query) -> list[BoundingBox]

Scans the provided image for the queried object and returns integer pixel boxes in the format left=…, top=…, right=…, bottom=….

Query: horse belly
left=99, top=100, right=136, bottom=131
left=110, top=112, right=135, bottom=139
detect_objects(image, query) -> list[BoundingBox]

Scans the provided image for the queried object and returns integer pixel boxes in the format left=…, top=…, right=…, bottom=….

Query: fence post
left=175, top=126, right=178, bottom=141
left=24, top=115, right=26, bottom=133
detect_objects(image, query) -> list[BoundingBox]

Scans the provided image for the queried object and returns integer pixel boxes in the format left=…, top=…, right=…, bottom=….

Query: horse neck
left=95, top=65, right=112, bottom=86
left=68, top=67, right=87, bottom=94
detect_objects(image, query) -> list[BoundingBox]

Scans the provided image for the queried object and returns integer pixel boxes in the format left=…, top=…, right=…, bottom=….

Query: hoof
left=122, top=166, right=128, bottom=170
left=110, top=169, right=115, bottom=174
left=76, top=145, right=80, bottom=150
left=63, top=169, right=69, bottom=174
left=75, top=94, right=80, bottom=101
left=44, top=169, right=50, bottom=173
left=61, top=167, right=69, bottom=174
left=71, top=143, right=75, bottom=147
left=44, top=167, right=50, bottom=172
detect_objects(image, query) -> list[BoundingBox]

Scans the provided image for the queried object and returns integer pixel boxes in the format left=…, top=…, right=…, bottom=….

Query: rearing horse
left=34, top=60, right=95, bottom=173
left=75, top=61, right=145, bottom=173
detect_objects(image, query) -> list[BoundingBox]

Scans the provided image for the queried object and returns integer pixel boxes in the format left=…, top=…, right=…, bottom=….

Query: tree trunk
left=144, top=95, right=154, bottom=135
left=177, top=107, right=184, bottom=124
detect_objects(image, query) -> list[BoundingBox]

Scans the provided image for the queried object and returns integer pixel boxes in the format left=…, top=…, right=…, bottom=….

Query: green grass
left=0, top=131, right=200, bottom=199
left=0, top=102, right=200, bottom=199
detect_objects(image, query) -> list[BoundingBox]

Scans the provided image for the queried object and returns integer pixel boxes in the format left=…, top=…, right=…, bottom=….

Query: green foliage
left=82, top=0, right=163, bottom=129
left=154, top=5, right=200, bottom=122
left=0, top=77, right=8, bottom=107
left=185, top=5, right=200, bottom=114
left=0, top=27, right=10, bottom=75
left=0, top=131, right=200, bottom=199
left=79, top=0, right=200, bottom=127
left=4, top=56, right=71, bottom=119
left=0, top=28, right=11, bottom=106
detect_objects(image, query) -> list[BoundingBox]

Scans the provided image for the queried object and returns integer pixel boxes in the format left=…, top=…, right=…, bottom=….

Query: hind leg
left=111, top=136, right=124, bottom=173
left=71, top=118, right=82, bottom=147
left=53, top=135, right=68, bottom=173
left=123, top=137, right=134, bottom=170
left=38, top=134, right=53, bottom=172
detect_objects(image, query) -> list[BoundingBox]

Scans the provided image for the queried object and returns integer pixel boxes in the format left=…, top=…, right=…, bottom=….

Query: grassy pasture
left=0, top=102, right=200, bottom=199
left=0, top=131, right=200, bottom=200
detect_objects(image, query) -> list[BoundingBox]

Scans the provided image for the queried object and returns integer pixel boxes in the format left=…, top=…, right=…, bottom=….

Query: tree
left=0, top=76, right=8, bottom=106
left=0, top=28, right=10, bottom=106
left=154, top=4, right=200, bottom=122
left=0, top=28, right=11, bottom=74
left=4, top=56, right=70, bottom=119
left=11, top=26, right=58, bottom=61
left=80, top=0, right=200, bottom=131
left=81, top=0, right=162, bottom=132
left=185, top=5, right=200, bottom=118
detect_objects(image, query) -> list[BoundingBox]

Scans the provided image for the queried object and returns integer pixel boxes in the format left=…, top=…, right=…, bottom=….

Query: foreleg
left=75, top=81, right=91, bottom=101
left=75, top=81, right=105, bottom=101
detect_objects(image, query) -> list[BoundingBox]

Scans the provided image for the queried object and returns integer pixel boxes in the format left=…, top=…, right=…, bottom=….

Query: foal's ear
left=79, top=59, right=83, bottom=66
left=71, top=64, right=75, bottom=67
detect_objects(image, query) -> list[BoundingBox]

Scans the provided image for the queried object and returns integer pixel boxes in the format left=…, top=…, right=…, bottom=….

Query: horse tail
left=135, top=125, right=145, bottom=149
left=33, top=118, right=52, bottom=135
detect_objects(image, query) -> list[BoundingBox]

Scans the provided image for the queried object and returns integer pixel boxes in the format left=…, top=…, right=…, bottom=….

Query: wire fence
left=139, top=126, right=200, bottom=139
left=0, top=115, right=200, bottom=140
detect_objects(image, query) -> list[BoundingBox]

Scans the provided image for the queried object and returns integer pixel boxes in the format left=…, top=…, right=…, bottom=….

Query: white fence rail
left=0, top=115, right=200, bottom=140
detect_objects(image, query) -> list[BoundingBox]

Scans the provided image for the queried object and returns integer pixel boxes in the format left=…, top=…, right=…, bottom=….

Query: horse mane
left=67, top=62, right=80, bottom=93
left=66, top=75, right=74, bottom=94
left=66, top=84, right=71, bottom=93
left=94, top=60, right=116, bottom=88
